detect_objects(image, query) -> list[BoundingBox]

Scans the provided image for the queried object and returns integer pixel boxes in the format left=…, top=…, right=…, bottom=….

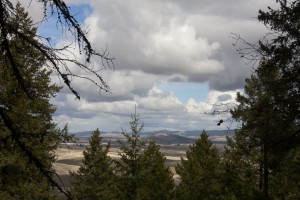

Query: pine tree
left=116, top=113, right=145, bottom=200
left=117, top=114, right=176, bottom=200
left=175, top=130, right=224, bottom=200
left=137, top=140, right=174, bottom=200
left=0, top=3, right=61, bottom=199
left=224, top=1, right=300, bottom=199
left=69, top=129, right=119, bottom=200
left=269, top=147, right=300, bottom=200
left=230, top=61, right=297, bottom=199
left=222, top=131, right=262, bottom=199
left=1, top=0, right=113, bottom=196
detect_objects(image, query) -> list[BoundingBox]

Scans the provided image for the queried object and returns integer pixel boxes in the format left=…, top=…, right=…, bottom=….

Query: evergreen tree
left=257, top=0, right=300, bottom=160
left=1, top=0, right=113, bottom=196
left=269, top=146, right=300, bottom=200
left=222, top=131, right=262, bottom=199
left=116, top=113, right=145, bottom=200
left=224, top=1, right=300, bottom=199
left=117, top=114, right=176, bottom=200
left=0, top=3, right=61, bottom=199
left=70, top=129, right=119, bottom=200
left=229, top=1, right=300, bottom=199
left=175, top=131, right=225, bottom=200
left=250, top=0, right=300, bottom=154
left=230, top=64, right=278, bottom=199
left=224, top=130, right=300, bottom=199
left=230, top=60, right=300, bottom=199
left=137, top=140, right=174, bottom=200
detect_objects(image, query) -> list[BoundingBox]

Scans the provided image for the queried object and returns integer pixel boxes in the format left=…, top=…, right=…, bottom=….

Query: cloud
left=217, top=94, right=232, bottom=102
left=42, top=0, right=277, bottom=131
left=75, top=0, right=274, bottom=92
left=48, top=0, right=275, bottom=95
left=82, top=0, right=224, bottom=81
left=53, top=86, right=239, bottom=132
left=136, top=87, right=184, bottom=112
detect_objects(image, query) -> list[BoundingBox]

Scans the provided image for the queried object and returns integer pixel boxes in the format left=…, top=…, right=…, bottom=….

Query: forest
left=0, top=0, right=300, bottom=199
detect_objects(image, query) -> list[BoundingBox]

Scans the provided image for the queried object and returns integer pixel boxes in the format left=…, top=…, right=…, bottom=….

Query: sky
left=18, top=0, right=277, bottom=132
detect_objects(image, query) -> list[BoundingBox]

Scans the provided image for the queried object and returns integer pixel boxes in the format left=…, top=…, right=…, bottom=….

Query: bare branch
left=0, top=0, right=116, bottom=198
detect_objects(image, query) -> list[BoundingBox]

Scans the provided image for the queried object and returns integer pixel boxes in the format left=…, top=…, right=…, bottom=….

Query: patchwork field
left=53, top=131, right=229, bottom=188
left=53, top=143, right=190, bottom=187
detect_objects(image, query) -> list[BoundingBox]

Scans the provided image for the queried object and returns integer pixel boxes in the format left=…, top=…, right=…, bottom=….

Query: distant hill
left=71, top=129, right=234, bottom=145
left=72, top=129, right=234, bottom=137
left=71, top=131, right=94, bottom=137
left=181, top=130, right=234, bottom=137
left=145, top=133, right=195, bottom=145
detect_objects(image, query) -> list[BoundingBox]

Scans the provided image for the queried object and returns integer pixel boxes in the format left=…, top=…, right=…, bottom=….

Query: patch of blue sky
left=37, top=3, right=92, bottom=45
left=159, top=82, right=209, bottom=104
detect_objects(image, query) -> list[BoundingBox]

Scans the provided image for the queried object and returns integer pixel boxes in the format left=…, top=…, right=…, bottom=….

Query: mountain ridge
left=71, top=129, right=235, bottom=145
left=71, top=129, right=235, bottom=137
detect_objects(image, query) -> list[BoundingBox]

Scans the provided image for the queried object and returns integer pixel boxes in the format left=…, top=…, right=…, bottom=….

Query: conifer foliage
left=222, top=131, right=262, bottom=199
left=70, top=129, right=119, bottom=200
left=116, top=113, right=145, bottom=200
left=137, top=140, right=174, bottom=200
left=229, top=0, right=300, bottom=199
left=116, top=113, right=174, bottom=200
left=0, top=0, right=113, bottom=195
left=175, top=131, right=224, bottom=200
left=0, top=3, right=61, bottom=199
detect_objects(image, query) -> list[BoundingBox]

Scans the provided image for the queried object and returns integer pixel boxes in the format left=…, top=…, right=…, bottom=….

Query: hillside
left=71, top=129, right=234, bottom=145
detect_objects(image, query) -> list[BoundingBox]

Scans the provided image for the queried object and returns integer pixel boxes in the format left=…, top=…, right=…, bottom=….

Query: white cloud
left=142, top=25, right=223, bottom=76
left=136, top=87, right=184, bottom=112
left=186, top=90, right=238, bottom=114
left=42, top=0, right=277, bottom=132
left=81, top=0, right=225, bottom=82
left=53, top=87, right=238, bottom=132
